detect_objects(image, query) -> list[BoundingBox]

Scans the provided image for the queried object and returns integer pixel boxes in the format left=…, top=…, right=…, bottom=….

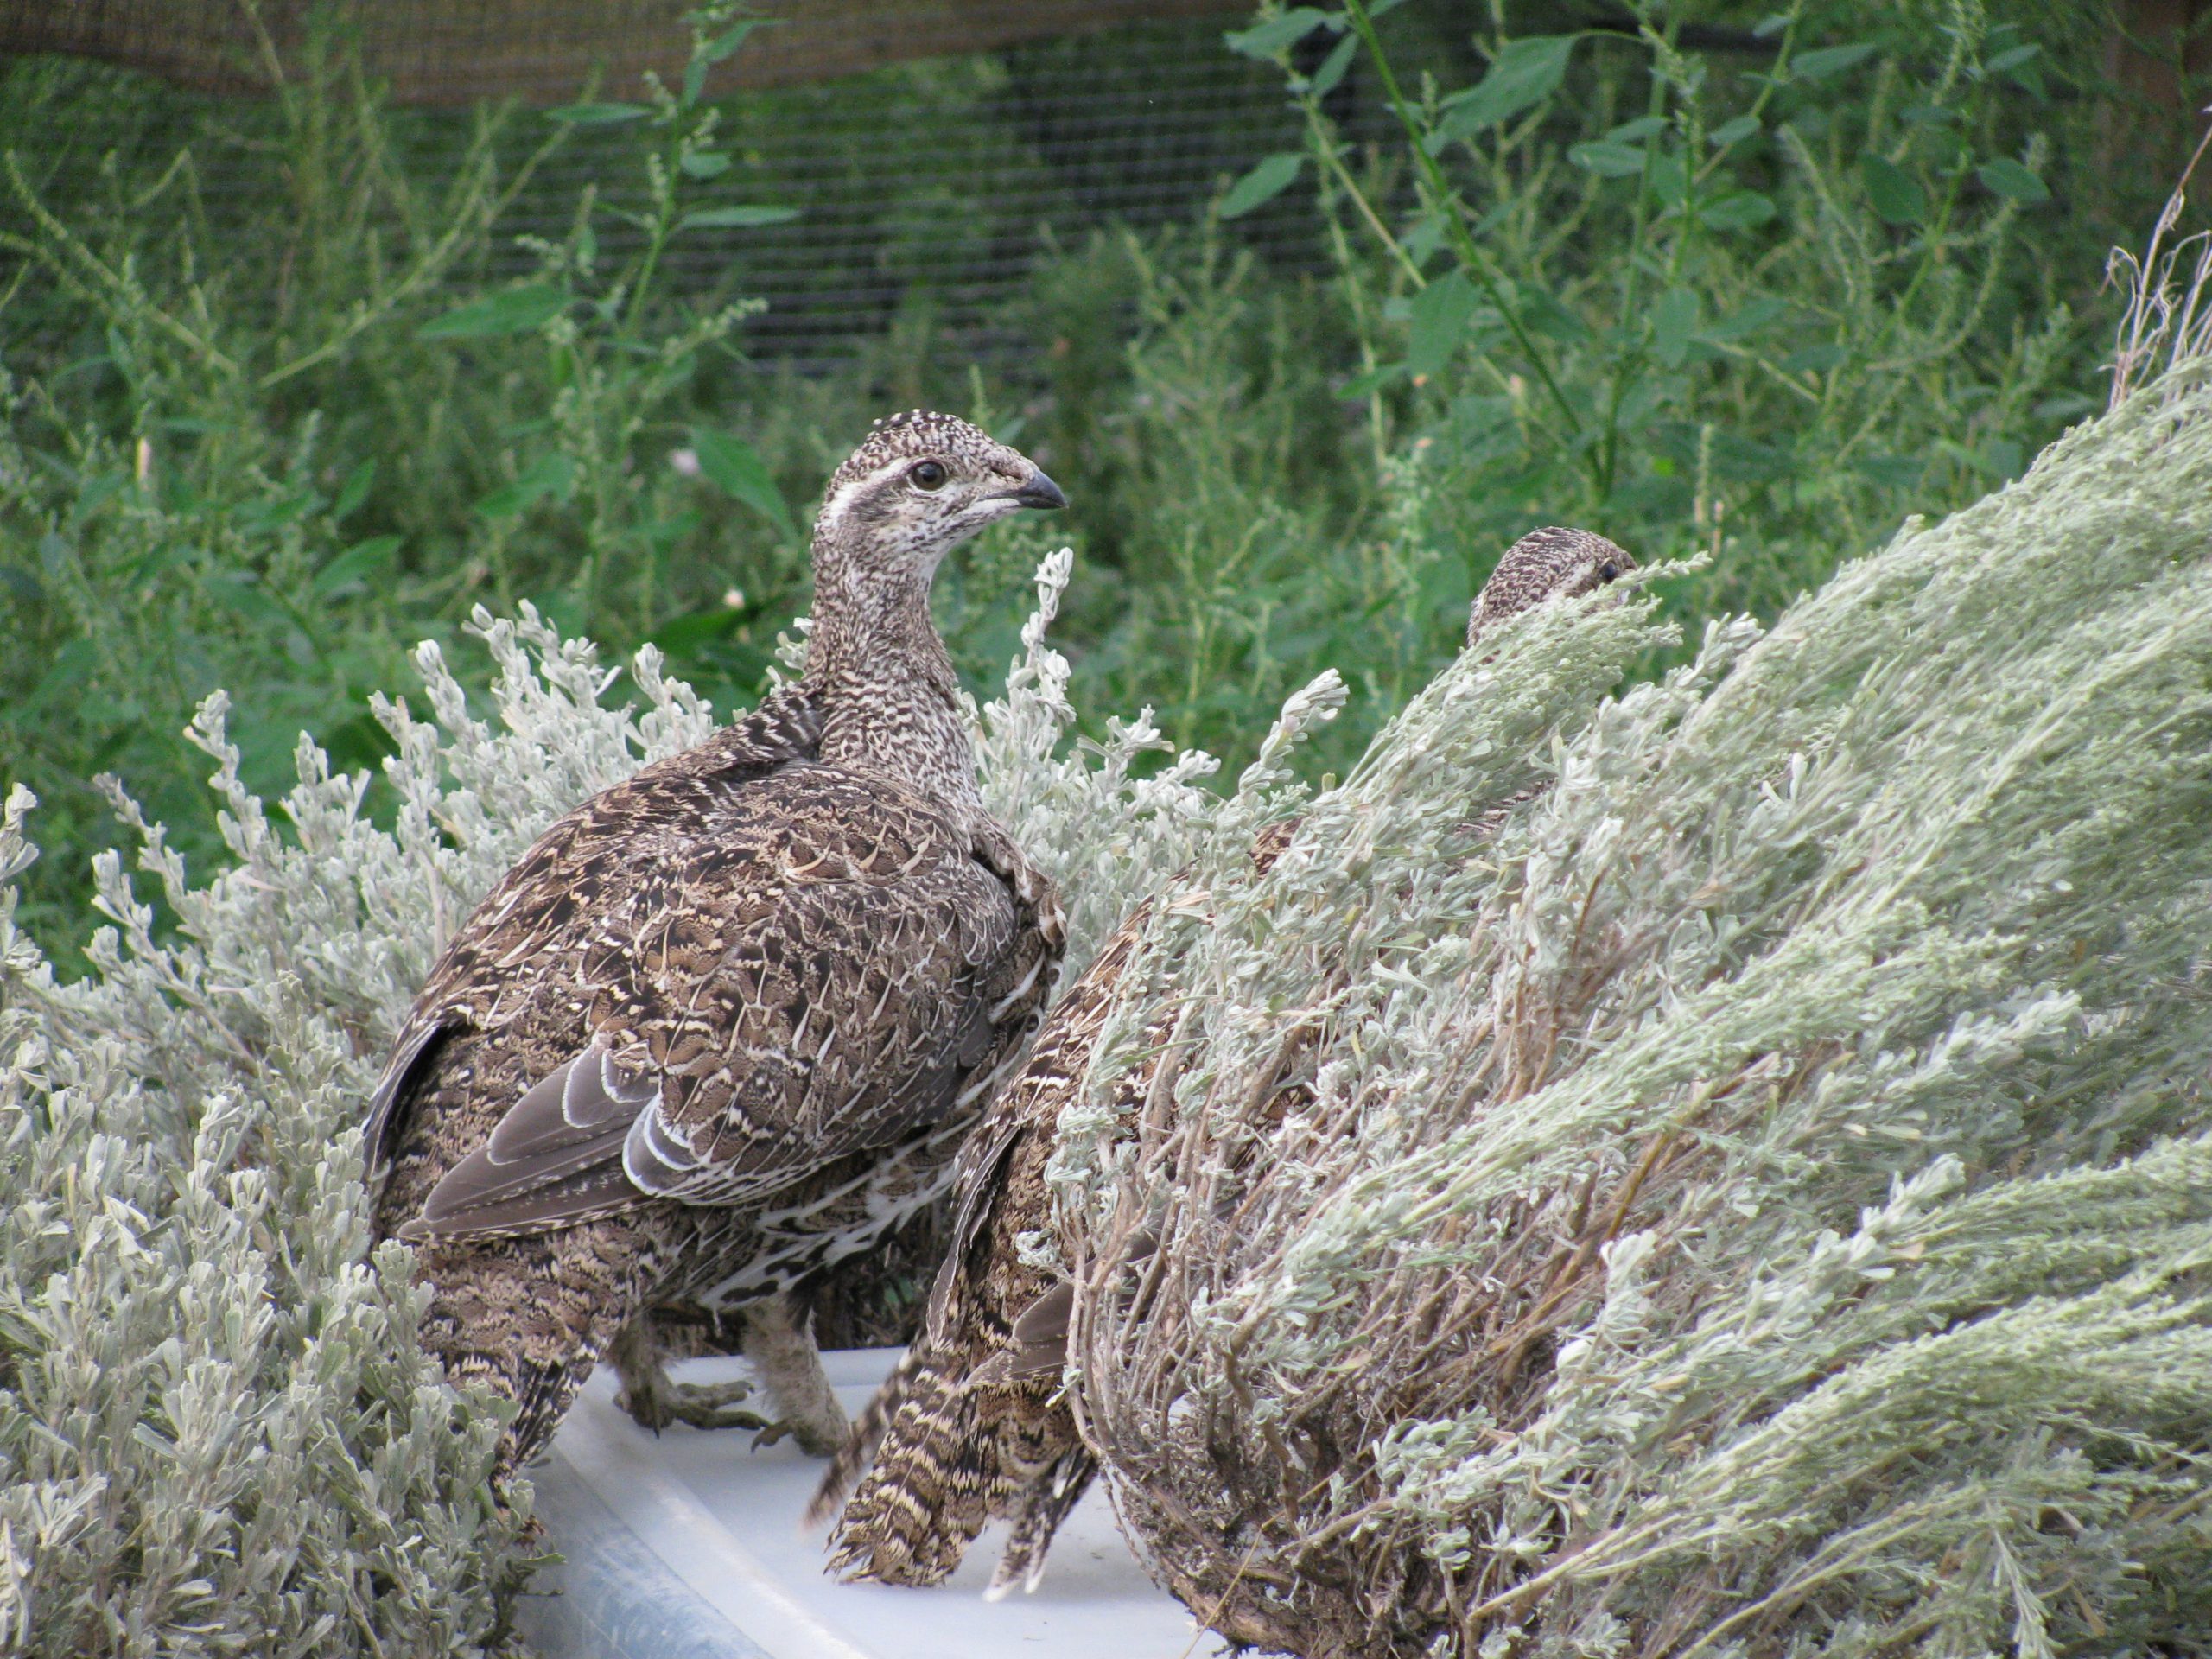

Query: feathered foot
left=739, top=1292, right=849, bottom=1456
left=610, top=1317, right=778, bottom=1434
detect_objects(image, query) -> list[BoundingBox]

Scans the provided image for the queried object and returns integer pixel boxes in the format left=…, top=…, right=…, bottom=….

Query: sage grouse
left=813, top=527, right=1635, bottom=1594
left=366, top=412, right=1068, bottom=1471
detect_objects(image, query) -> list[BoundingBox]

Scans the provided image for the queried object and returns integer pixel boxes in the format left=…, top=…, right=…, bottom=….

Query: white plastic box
left=512, top=1348, right=1211, bottom=1659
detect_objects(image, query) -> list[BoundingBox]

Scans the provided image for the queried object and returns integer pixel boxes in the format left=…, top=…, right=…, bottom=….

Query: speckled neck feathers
left=805, top=517, right=976, bottom=819
left=801, top=410, right=1058, bottom=823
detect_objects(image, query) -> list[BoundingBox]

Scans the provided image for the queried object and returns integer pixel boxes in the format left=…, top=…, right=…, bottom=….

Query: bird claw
left=751, top=1410, right=843, bottom=1457
left=619, top=1372, right=772, bottom=1435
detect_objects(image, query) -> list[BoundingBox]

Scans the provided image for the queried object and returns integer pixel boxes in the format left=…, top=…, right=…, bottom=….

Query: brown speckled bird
left=366, top=411, right=1068, bottom=1471
left=812, top=526, right=1635, bottom=1594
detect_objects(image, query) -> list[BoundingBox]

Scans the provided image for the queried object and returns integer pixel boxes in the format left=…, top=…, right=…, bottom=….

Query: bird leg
left=609, top=1316, right=774, bottom=1434
left=740, top=1292, right=849, bottom=1456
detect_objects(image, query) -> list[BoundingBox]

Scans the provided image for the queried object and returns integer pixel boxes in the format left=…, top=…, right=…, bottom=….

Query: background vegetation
left=3, top=4, right=2209, bottom=1653
left=0, top=0, right=2197, bottom=958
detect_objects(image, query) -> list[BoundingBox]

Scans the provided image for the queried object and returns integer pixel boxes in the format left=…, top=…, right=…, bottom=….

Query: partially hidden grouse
left=813, top=527, right=1635, bottom=1594
left=367, top=412, right=1069, bottom=1471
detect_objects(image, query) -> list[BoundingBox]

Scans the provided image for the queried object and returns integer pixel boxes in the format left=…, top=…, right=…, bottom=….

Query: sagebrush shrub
left=0, top=556, right=1219, bottom=1654
left=1049, top=359, right=2212, bottom=1655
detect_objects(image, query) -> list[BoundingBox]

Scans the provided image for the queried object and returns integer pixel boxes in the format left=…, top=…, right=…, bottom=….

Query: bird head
left=1465, top=526, right=1637, bottom=647
left=814, top=410, right=1065, bottom=588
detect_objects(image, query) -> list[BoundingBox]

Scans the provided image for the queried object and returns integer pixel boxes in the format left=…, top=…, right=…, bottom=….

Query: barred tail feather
left=806, top=1342, right=932, bottom=1529
left=825, top=1363, right=1007, bottom=1586
left=983, top=1447, right=1096, bottom=1600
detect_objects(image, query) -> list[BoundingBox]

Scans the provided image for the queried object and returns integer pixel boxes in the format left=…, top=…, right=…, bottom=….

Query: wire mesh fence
left=3, top=4, right=1427, bottom=368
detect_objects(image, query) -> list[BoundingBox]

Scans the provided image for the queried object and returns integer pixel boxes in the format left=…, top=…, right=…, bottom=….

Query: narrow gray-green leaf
left=1702, top=190, right=1777, bottom=230
left=1306, top=32, right=1360, bottom=97
left=690, top=426, right=798, bottom=542
left=1430, top=35, right=1579, bottom=149
left=313, top=535, right=402, bottom=599
left=1220, top=153, right=1304, bottom=219
left=1650, top=287, right=1700, bottom=368
left=1569, top=140, right=1646, bottom=178
left=1225, top=9, right=1334, bottom=60
left=418, top=284, right=569, bottom=340
left=1408, top=271, right=1478, bottom=377
left=677, top=205, right=800, bottom=232
left=1859, top=155, right=1926, bottom=226
left=1976, top=157, right=2049, bottom=204
left=474, top=453, right=575, bottom=520
left=546, top=101, right=651, bottom=125
left=1793, top=42, right=1878, bottom=81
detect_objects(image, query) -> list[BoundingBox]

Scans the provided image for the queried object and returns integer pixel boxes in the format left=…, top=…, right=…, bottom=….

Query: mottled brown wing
left=395, top=766, right=1028, bottom=1240
left=365, top=680, right=823, bottom=1174
left=604, top=769, right=1026, bottom=1203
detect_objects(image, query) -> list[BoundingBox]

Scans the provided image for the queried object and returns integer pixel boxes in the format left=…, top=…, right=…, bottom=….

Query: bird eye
left=909, top=460, right=949, bottom=491
left=1599, top=561, right=1619, bottom=582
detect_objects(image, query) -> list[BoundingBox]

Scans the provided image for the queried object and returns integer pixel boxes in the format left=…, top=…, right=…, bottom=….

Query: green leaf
left=0, top=562, right=46, bottom=607
left=331, top=459, right=375, bottom=524
left=1709, top=113, right=1761, bottom=149
left=704, top=17, right=775, bottom=64
left=1859, top=155, right=1926, bottom=226
left=474, top=453, right=576, bottom=520
left=419, top=284, right=569, bottom=340
left=1338, top=362, right=1412, bottom=400
left=1793, top=42, right=1878, bottom=81
left=1649, top=288, right=1700, bottom=368
left=1225, top=9, right=1334, bottom=60
left=1306, top=32, right=1360, bottom=97
left=1976, top=157, right=2049, bottom=204
left=1780, top=342, right=1848, bottom=374
left=1851, top=452, right=1924, bottom=489
left=1608, top=115, right=1669, bottom=144
left=313, top=535, right=402, bottom=599
left=1702, top=190, right=1777, bottom=230
left=22, top=637, right=97, bottom=714
left=1431, top=35, right=1579, bottom=148
left=204, top=569, right=286, bottom=628
left=690, top=426, right=799, bottom=543
left=1219, top=153, right=1304, bottom=219
left=1408, top=271, right=1478, bottom=377
left=681, top=149, right=734, bottom=179
left=1569, top=140, right=1646, bottom=178
left=547, top=101, right=651, bottom=124
left=1702, top=297, right=1789, bottom=340
left=1519, top=283, right=1591, bottom=343
left=677, top=205, right=799, bottom=232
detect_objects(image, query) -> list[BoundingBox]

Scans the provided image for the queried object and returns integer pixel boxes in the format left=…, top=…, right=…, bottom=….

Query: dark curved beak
left=1007, top=468, right=1067, bottom=511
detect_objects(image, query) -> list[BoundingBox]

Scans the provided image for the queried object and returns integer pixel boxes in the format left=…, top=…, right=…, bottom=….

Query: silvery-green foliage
left=1063, top=365, right=2212, bottom=1657
left=0, top=558, right=1197, bottom=1654
left=970, top=548, right=1241, bottom=977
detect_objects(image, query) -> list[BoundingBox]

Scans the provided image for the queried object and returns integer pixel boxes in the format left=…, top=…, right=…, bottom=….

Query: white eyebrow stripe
left=816, top=459, right=916, bottom=537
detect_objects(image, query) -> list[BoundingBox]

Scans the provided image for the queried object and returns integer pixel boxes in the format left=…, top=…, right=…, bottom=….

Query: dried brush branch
left=2107, top=112, right=2212, bottom=408
left=1051, top=361, right=2212, bottom=1657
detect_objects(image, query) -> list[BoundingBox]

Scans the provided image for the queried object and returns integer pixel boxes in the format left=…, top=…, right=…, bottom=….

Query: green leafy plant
left=1228, top=0, right=2090, bottom=626
left=0, top=2, right=2169, bottom=965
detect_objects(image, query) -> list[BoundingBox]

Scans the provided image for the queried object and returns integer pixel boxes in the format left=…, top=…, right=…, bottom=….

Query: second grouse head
left=815, top=410, right=1065, bottom=581
left=1465, top=525, right=1637, bottom=648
